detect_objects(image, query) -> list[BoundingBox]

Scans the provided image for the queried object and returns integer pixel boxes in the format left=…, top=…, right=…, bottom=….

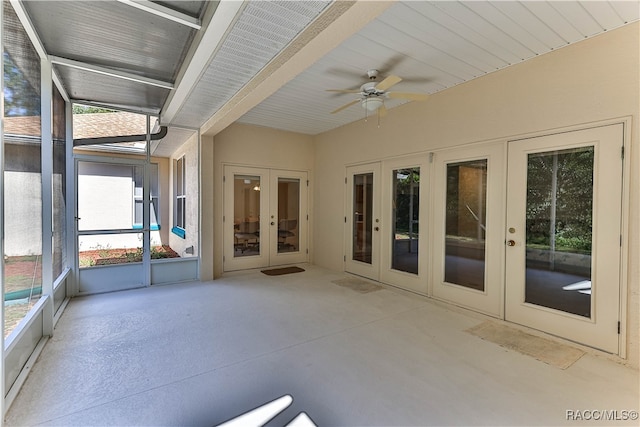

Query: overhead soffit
left=170, top=0, right=333, bottom=129
left=236, top=0, right=640, bottom=135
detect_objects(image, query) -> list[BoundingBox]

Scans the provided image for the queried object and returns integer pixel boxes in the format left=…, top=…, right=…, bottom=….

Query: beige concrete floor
left=5, top=265, right=639, bottom=426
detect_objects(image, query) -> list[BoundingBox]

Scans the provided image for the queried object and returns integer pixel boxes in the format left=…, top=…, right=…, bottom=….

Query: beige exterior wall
left=207, top=124, right=314, bottom=278
left=169, top=132, right=200, bottom=259
left=312, top=23, right=639, bottom=366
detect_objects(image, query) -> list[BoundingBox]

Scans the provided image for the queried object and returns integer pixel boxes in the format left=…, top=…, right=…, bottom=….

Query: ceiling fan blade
left=326, top=89, right=361, bottom=94
left=375, top=75, right=402, bottom=91
left=331, top=99, right=360, bottom=114
left=387, top=92, right=429, bottom=101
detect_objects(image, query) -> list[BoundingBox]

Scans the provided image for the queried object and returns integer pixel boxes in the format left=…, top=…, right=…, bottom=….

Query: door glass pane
left=392, top=168, right=419, bottom=274
left=353, top=173, right=373, bottom=264
left=445, top=160, right=487, bottom=290
left=234, top=175, right=261, bottom=257
left=278, top=178, right=300, bottom=254
left=78, top=162, right=142, bottom=231
left=525, top=147, right=593, bottom=318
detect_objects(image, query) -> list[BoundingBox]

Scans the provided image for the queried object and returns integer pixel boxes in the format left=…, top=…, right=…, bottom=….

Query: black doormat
left=261, top=266, right=305, bottom=276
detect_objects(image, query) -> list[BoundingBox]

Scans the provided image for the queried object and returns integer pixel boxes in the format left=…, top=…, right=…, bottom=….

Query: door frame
left=344, top=162, right=381, bottom=281
left=430, top=142, right=506, bottom=317
left=379, top=155, right=430, bottom=294
left=74, top=155, right=149, bottom=294
left=222, top=164, right=309, bottom=272
left=504, top=123, right=625, bottom=354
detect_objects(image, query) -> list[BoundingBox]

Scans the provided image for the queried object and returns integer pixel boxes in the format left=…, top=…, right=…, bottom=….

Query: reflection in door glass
left=445, top=160, right=487, bottom=291
left=392, top=168, right=419, bottom=274
left=278, top=178, right=300, bottom=254
left=525, top=147, right=593, bottom=318
left=353, top=173, right=373, bottom=264
left=234, top=175, right=261, bottom=258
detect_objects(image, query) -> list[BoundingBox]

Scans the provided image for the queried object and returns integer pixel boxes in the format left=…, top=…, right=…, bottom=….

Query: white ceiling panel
left=237, top=1, right=639, bottom=135
left=520, top=1, right=585, bottom=43
left=464, top=1, right=549, bottom=55
left=548, top=1, right=610, bottom=36
left=581, top=1, right=629, bottom=29
left=411, top=1, right=531, bottom=63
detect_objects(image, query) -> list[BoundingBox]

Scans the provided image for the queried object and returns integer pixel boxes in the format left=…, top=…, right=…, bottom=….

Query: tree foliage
left=526, top=147, right=594, bottom=253
left=72, top=105, right=115, bottom=114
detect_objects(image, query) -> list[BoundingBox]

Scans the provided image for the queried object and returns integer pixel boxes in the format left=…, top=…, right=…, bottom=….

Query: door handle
left=271, top=222, right=275, bottom=226
left=506, top=239, right=515, bottom=246
left=374, top=227, right=379, bottom=231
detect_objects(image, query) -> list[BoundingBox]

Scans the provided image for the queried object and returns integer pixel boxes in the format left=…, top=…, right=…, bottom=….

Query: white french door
left=345, top=163, right=381, bottom=281
left=505, top=124, right=623, bottom=353
left=345, top=157, right=428, bottom=293
left=379, top=157, right=429, bottom=293
left=223, top=165, right=308, bottom=271
left=431, top=143, right=505, bottom=317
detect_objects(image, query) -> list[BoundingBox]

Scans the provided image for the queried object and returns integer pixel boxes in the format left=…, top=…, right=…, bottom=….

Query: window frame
left=172, top=156, right=186, bottom=238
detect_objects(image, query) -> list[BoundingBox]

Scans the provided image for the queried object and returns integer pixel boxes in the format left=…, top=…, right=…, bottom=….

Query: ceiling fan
left=327, top=69, right=429, bottom=115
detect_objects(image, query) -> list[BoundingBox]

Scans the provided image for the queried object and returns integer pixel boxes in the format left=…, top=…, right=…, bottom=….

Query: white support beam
left=50, top=56, right=174, bottom=90
left=116, top=0, right=201, bottom=30
left=71, top=99, right=160, bottom=116
left=201, top=1, right=397, bottom=136
left=161, top=0, right=246, bottom=125
left=52, top=70, right=70, bottom=103
left=40, top=59, right=55, bottom=337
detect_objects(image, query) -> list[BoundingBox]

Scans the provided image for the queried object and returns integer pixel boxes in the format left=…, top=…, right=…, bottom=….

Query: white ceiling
left=234, top=0, right=640, bottom=135
left=17, top=1, right=640, bottom=155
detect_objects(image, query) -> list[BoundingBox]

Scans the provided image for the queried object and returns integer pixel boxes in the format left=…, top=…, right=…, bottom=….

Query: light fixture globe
left=361, top=96, right=383, bottom=112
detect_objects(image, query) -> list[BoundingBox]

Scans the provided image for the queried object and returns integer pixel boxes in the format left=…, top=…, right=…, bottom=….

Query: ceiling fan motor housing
left=361, top=81, right=383, bottom=95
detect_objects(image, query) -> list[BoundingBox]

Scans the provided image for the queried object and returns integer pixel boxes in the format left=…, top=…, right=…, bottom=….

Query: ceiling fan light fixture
left=361, top=97, right=383, bottom=112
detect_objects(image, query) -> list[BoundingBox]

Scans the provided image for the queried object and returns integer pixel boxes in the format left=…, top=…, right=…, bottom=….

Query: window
left=173, top=156, right=186, bottom=238
left=133, top=163, right=160, bottom=230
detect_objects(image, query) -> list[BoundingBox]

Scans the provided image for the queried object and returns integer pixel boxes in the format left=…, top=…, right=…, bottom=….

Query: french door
left=345, top=158, right=428, bottom=293
left=223, top=165, right=308, bottom=271
left=431, top=143, right=505, bottom=316
left=345, top=163, right=381, bottom=281
left=430, top=124, right=623, bottom=352
left=505, top=124, right=623, bottom=353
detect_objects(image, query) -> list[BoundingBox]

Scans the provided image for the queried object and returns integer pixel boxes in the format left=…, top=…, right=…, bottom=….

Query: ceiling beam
left=50, top=56, right=174, bottom=90
left=200, top=0, right=398, bottom=137
left=161, top=0, right=246, bottom=125
left=71, top=99, right=161, bottom=116
left=115, top=0, right=201, bottom=29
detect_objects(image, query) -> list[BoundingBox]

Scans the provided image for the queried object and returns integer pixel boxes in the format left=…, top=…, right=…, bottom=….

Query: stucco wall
left=312, top=23, right=639, bottom=366
left=206, top=124, right=314, bottom=278
left=169, top=132, right=199, bottom=258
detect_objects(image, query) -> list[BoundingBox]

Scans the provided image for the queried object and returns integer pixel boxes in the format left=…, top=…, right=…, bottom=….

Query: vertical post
left=41, top=59, right=54, bottom=336
left=549, top=153, right=558, bottom=270
left=65, top=101, right=76, bottom=296
left=143, top=116, right=151, bottom=286
left=1, top=0, right=6, bottom=416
